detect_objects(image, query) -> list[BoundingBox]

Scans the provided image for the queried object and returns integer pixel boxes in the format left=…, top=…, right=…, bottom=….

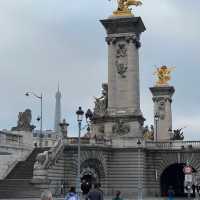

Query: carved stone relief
left=112, top=119, right=130, bottom=136
left=115, top=43, right=128, bottom=78
left=158, top=99, right=166, bottom=120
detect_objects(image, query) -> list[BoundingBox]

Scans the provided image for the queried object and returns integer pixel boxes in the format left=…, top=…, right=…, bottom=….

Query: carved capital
left=105, top=36, right=117, bottom=45
left=106, top=34, right=141, bottom=48
left=125, top=35, right=141, bottom=48
left=153, top=96, right=172, bottom=103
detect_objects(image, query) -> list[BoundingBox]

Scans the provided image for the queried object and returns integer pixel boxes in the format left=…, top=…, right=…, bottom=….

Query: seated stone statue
left=94, top=83, right=108, bottom=117
left=11, top=109, right=36, bottom=131
left=172, top=128, right=184, bottom=140
left=143, top=125, right=154, bottom=141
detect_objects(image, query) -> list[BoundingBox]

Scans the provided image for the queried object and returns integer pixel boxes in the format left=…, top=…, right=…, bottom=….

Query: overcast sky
left=0, top=0, right=199, bottom=140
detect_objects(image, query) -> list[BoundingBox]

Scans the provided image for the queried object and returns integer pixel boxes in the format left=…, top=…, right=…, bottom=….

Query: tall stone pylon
left=150, top=66, right=175, bottom=141
left=92, top=16, right=146, bottom=139
left=150, top=86, right=175, bottom=141
left=54, top=85, right=62, bottom=133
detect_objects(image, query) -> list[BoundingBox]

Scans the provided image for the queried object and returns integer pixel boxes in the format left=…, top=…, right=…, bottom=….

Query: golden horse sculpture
left=154, top=65, right=175, bottom=86
left=111, top=0, right=142, bottom=16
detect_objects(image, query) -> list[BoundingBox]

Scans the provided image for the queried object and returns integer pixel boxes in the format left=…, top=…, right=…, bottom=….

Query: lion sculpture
left=11, top=109, right=36, bottom=131
left=34, top=151, right=49, bottom=169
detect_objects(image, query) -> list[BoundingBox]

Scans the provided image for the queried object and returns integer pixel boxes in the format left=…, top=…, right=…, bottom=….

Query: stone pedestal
left=150, top=86, right=175, bottom=141
left=91, top=16, right=146, bottom=140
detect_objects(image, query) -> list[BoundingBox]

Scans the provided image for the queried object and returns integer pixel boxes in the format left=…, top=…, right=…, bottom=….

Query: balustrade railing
left=145, top=140, right=200, bottom=149
left=64, top=137, right=200, bottom=149
left=64, top=137, right=112, bottom=146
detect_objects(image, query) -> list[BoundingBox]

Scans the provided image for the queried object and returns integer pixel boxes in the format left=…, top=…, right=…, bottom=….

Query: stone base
left=33, top=169, right=48, bottom=180
left=91, top=114, right=144, bottom=141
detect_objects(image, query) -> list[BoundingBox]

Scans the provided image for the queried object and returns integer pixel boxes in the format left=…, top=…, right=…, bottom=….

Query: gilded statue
left=143, top=125, right=154, bottom=141
left=154, top=65, right=175, bottom=86
left=109, top=0, right=142, bottom=16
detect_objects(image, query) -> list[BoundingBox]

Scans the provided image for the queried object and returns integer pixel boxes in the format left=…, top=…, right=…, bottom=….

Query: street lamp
left=25, top=92, right=43, bottom=137
left=154, top=113, right=159, bottom=142
left=76, top=106, right=84, bottom=196
left=137, top=139, right=142, bottom=200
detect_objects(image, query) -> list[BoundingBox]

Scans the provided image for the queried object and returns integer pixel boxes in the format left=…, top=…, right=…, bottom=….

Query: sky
left=0, top=0, right=199, bottom=140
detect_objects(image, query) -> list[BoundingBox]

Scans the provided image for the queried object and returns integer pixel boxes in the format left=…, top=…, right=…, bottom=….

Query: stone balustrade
left=145, top=140, right=200, bottom=150
left=62, top=137, right=200, bottom=150
left=63, top=137, right=112, bottom=146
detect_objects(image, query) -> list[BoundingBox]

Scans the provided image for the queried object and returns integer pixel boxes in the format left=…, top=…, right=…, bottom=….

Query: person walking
left=167, top=186, right=174, bottom=200
left=86, top=183, right=103, bottom=200
left=64, top=187, right=80, bottom=200
left=112, top=191, right=123, bottom=200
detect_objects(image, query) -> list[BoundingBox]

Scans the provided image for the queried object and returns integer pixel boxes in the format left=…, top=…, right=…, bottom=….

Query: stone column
left=150, top=86, right=175, bottom=141
left=106, top=36, right=117, bottom=111
left=101, top=16, right=145, bottom=116
left=127, top=36, right=140, bottom=114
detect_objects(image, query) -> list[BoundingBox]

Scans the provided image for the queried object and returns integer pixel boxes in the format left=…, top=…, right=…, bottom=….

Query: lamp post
left=76, top=106, right=84, bottom=196
left=137, top=139, right=142, bottom=200
left=154, top=113, right=159, bottom=142
left=25, top=92, right=43, bottom=138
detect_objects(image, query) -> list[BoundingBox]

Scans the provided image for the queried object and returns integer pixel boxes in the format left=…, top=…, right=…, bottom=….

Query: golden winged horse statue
left=109, top=0, right=142, bottom=16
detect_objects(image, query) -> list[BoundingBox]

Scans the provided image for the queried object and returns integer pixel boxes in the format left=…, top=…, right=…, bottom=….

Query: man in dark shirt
left=86, top=183, right=103, bottom=200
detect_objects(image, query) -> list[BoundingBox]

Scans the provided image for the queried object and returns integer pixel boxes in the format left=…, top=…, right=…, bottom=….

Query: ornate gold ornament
left=109, top=0, right=142, bottom=16
left=154, top=65, right=175, bottom=86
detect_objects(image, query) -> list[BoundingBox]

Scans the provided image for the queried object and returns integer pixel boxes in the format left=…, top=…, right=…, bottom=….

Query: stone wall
left=0, top=130, right=33, bottom=179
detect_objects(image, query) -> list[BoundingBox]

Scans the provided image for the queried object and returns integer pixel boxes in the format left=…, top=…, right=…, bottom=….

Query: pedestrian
left=64, top=187, right=80, bottom=200
left=61, top=181, right=64, bottom=195
left=167, top=186, right=174, bottom=200
left=97, top=183, right=103, bottom=198
left=86, top=183, right=103, bottom=200
left=112, top=191, right=123, bottom=200
left=41, top=190, right=53, bottom=200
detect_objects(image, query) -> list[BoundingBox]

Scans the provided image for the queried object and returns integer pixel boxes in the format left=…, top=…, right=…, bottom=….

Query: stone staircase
left=107, top=148, right=145, bottom=197
left=0, top=147, right=49, bottom=198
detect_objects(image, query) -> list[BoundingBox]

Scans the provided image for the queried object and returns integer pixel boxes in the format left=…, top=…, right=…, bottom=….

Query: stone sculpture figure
left=59, top=119, right=69, bottom=138
left=94, top=83, right=108, bottom=117
left=172, top=128, right=184, bottom=140
left=34, top=151, right=48, bottom=169
left=11, top=109, right=35, bottom=131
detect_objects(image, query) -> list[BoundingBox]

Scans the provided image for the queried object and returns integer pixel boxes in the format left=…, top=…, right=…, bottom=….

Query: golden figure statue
left=154, top=65, right=175, bottom=86
left=110, top=0, right=142, bottom=16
